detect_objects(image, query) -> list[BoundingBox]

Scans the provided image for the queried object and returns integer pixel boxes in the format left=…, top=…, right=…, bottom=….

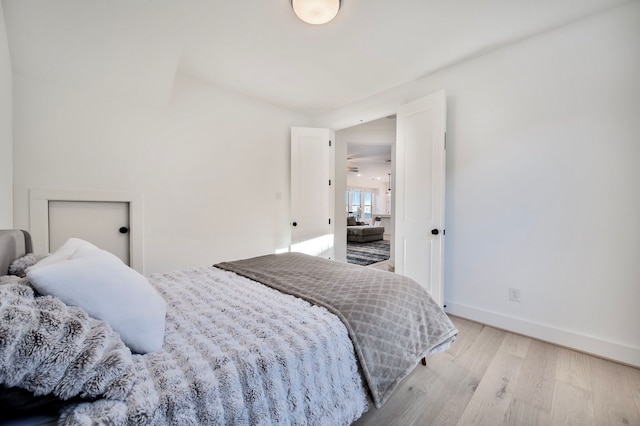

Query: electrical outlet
left=509, top=288, right=521, bottom=302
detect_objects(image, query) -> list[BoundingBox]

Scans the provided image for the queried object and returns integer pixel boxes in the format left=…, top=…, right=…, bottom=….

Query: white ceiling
left=2, top=0, right=631, bottom=112
left=347, top=143, right=392, bottom=183
left=346, top=117, right=394, bottom=185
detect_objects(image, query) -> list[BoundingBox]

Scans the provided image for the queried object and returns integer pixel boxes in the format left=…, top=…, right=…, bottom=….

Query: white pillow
left=26, top=238, right=97, bottom=272
left=27, top=247, right=167, bottom=354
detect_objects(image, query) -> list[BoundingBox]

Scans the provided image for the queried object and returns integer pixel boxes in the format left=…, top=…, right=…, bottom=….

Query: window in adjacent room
left=346, top=189, right=375, bottom=220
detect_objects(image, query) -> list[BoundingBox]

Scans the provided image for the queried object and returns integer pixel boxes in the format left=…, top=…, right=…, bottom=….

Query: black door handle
left=431, top=229, right=439, bottom=235
left=292, top=222, right=298, bottom=227
left=119, top=227, right=129, bottom=234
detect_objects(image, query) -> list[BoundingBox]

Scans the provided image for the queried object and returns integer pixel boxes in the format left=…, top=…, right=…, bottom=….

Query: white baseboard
left=444, top=301, right=640, bottom=367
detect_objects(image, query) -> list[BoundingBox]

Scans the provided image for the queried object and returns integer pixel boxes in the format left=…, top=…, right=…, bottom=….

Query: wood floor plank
left=589, top=355, right=640, bottom=425
left=456, top=325, right=507, bottom=372
left=355, top=383, right=429, bottom=426
left=444, top=316, right=484, bottom=358
left=427, top=325, right=507, bottom=425
left=628, top=365, right=640, bottom=418
left=414, top=356, right=477, bottom=425
left=355, top=351, right=457, bottom=426
left=504, top=399, right=551, bottom=426
left=512, top=339, right=558, bottom=413
left=499, top=333, right=531, bottom=359
left=556, top=347, right=593, bottom=391
left=549, top=381, right=595, bottom=426
left=455, top=351, right=524, bottom=425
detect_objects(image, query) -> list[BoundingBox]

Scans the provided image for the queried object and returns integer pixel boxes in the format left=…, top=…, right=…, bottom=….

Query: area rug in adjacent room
left=347, top=240, right=390, bottom=266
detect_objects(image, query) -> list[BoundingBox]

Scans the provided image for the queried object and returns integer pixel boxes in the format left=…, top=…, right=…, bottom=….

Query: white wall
left=12, top=71, right=306, bottom=273
left=5, top=0, right=311, bottom=272
left=318, top=2, right=640, bottom=365
left=333, top=133, right=348, bottom=262
left=0, top=4, right=12, bottom=228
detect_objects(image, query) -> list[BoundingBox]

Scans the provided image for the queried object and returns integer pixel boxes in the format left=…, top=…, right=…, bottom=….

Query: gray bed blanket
left=215, top=252, right=458, bottom=408
left=61, top=266, right=368, bottom=425
left=0, top=279, right=136, bottom=402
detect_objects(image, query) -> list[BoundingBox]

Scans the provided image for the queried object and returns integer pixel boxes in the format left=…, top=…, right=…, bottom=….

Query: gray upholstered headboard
left=0, top=230, right=33, bottom=275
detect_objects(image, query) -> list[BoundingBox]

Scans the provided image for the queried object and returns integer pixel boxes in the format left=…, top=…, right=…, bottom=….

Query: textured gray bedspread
left=61, top=266, right=368, bottom=425
left=215, top=252, right=458, bottom=408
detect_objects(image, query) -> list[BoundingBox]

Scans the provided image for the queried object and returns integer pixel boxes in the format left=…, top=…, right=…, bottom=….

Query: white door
left=290, top=127, right=334, bottom=258
left=395, top=91, right=447, bottom=305
left=48, top=201, right=131, bottom=265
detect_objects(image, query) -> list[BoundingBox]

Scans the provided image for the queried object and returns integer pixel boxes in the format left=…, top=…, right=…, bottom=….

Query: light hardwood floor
left=368, top=260, right=392, bottom=272
left=354, top=315, right=640, bottom=426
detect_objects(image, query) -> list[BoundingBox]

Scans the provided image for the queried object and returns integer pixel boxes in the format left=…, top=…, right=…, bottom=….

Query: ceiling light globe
left=292, top=0, right=341, bottom=25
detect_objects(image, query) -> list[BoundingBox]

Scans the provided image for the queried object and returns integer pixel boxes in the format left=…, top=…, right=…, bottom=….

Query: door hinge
left=328, top=218, right=331, bottom=225
left=329, top=140, right=332, bottom=147
left=444, top=132, right=447, bottom=150
left=329, top=179, right=332, bottom=186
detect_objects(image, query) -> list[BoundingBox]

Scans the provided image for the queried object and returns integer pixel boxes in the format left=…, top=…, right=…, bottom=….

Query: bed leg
left=421, top=357, right=427, bottom=366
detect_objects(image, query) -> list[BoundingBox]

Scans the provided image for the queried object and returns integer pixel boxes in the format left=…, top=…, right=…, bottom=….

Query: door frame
left=335, top=124, right=396, bottom=265
left=29, top=188, right=144, bottom=272
left=331, top=91, right=446, bottom=302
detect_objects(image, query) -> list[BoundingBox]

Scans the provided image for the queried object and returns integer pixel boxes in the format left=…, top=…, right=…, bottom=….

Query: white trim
left=328, top=129, right=336, bottom=260
left=445, top=301, right=640, bottom=367
left=29, top=189, right=144, bottom=273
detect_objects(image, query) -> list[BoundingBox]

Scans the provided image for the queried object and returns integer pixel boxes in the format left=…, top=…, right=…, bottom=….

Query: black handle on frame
left=292, top=222, right=298, bottom=227
left=431, top=229, right=439, bottom=235
left=119, top=227, right=129, bottom=234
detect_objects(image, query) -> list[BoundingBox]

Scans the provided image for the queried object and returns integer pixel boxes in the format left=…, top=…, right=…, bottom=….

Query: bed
left=0, top=229, right=457, bottom=425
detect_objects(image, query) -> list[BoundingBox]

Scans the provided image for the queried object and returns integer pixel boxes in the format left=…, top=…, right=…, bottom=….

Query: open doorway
left=327, top=90, right=446, bottom=304
left=336, top=116, right=396, bottom=270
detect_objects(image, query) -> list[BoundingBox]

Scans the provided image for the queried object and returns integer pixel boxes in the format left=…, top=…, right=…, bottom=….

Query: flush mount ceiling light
left=292, top=0, right=341, bottom=25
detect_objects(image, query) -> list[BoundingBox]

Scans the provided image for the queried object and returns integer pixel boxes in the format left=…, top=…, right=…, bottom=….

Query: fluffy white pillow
left=27, top=245, right=167, bottom=354
left=26, top=238, right=97, bottom=272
